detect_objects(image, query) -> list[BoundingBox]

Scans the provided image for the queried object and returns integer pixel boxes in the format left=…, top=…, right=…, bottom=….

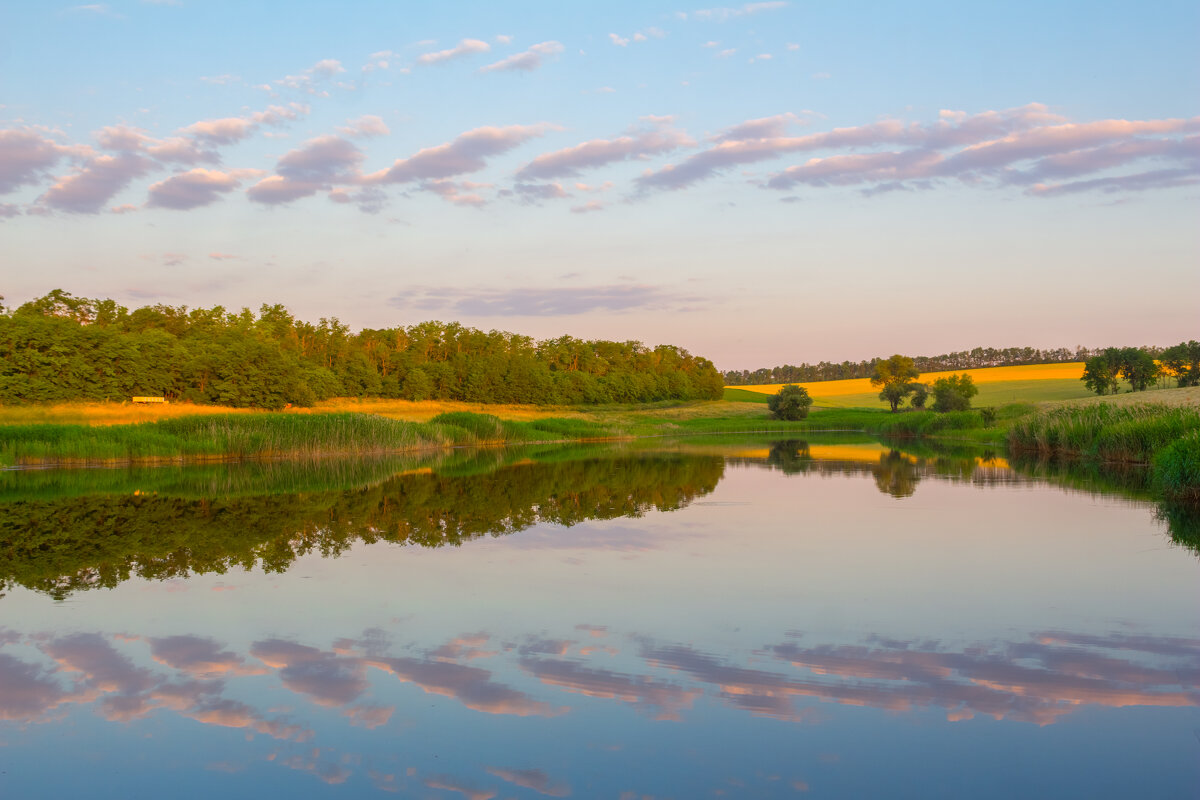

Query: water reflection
left=2, top=438, right=1196, bottom=600
left=1, top=621, right=1195, bottom=791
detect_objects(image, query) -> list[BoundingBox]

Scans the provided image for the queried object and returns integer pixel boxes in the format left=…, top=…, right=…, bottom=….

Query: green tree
left=767, top=384, right=813, bottom=420
left=1116, top=347, right=1160, bottom=392
left=870, top=354, right=919, bottom=412
left=908, top=382, right=929, bottom=410
left=1160, top=341, right=1200, bottom=387
left=1082, top=354, right=1121, bottom=395
left=931, top=374, right=978, bottom=412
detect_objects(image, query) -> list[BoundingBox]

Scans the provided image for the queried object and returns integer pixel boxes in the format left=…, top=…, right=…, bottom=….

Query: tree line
left=0, top=290, right=724, bottom=408
left=1081, top=343, right=1200, bottom=395
left=724, top=345, right=1118, bottom=386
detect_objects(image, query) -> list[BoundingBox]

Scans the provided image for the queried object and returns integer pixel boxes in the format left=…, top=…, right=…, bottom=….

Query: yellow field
left=310, top=398, right=580, bottom=422
left=732, top=363, right=1093, bottom=408
left=0, top=398, right=579, bottom=427
left=736, top=363, right=1085, bottom=396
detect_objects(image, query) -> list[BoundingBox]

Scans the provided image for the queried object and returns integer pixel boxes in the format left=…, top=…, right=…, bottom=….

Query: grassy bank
left=0, top=411, right=610, bottom=467
left=1007, top=403, right=1200, bottom=499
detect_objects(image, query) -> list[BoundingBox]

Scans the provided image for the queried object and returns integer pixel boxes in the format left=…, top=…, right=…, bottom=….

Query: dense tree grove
left=0, top=291, right=724, bottom=408
left=1081, top=346, right=1171, bottom=396
left=725, top=345, right=1115, bottom=385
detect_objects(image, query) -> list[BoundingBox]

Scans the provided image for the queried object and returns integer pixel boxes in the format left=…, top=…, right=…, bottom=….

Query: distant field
left=729, top=363, right=1097, bottom=408
left=0, top=398, right=575, bottom=427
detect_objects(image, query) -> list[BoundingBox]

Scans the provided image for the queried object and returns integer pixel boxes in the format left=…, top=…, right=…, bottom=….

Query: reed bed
left=0, top=413, right=448, bottom=467
left=1006, top=403, right=1200, bottom=463
left=0, top=411, right=616, bottom=467
left=1152, top=430, right=1200, bottom=502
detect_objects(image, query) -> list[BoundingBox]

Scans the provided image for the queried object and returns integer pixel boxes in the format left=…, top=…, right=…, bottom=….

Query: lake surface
left=1, top=437, right=1197, bottom=798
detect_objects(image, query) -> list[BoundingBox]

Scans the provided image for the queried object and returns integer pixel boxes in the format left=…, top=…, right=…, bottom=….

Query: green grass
left=722, top=387, right=771, bottom=403
left=0, top=412, right=614, bottom=467
left=1007, top=403, right=1200, bottom=501
left=1006, top=403, right=1200, bottom=462
left=1152, top=430, right=1200, bottom=502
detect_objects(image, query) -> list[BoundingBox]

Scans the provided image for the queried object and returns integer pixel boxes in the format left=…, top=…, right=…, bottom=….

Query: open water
left=0, top=436, right=1196, bottom=798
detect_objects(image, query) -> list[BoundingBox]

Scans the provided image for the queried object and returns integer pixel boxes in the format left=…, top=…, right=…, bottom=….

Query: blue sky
left=1, top=0, right=1196, bottom=368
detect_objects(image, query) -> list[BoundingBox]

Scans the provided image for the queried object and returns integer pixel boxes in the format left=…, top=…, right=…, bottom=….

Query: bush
left=767, top=384, right=813, bottom=421
left=931, top=374, right=978, bottom=412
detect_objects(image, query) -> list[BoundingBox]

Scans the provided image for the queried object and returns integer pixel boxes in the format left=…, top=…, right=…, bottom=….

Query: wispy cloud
left=685, top=2, right=788, bottom=22
left=366, top=124, right=554, bottom=184
left=147, top=168, right=259, bottom=210
left=516, top=120, right=694, bottom=180
left=479, top=41, right=564, bottom=73
left=388, top=284, right=705, bottom=316
left=417, top=39, right=491, bottom=65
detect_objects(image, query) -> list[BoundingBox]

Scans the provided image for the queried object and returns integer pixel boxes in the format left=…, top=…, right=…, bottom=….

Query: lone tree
left=768, top=384, right=813, bottom=420
left=1082, top=353, right=1120, bottom=395
left=931, top=373, right=978, bottom=412
left=870, top=354, right=919, bottom=412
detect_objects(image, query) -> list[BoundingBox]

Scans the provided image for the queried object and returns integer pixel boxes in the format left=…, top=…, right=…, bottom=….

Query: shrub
left=767, top=384, right=813, bottom=421
left=931, top=374, right=978, bottom=412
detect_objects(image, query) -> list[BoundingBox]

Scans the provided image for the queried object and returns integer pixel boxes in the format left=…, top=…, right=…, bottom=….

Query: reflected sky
left=0, top=441, right=1197, bottom=798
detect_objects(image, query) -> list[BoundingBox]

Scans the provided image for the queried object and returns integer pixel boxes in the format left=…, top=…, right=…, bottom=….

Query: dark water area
left=1, top=436, right=1197, bottom=798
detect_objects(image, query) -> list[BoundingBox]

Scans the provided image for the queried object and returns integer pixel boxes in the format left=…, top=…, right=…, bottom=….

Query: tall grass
left=1153, top=430, right=1200, bottom=502
left=1007, top=403, right=1200, bottom=463
left=0, top=411, right=620, bottom=467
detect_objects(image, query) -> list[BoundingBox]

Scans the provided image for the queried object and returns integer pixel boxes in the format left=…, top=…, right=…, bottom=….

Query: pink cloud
left=39, top=153, right=152, bottom=213
left=146, top=168, right=255, bottom=210
left=0, top=128, right=88, bottom=194
left=479, top=41, right=564, bottom=73
left=632, top=105, right=1198, bottom=199
left=180, top=117, right=255, bottom=145
left=247, top=135, right=364, bottom=206
left=366, top=123, right=553, bottom=184
left=516, top=125, right=693, bottom=180
left=338, top=114, right=390, bottom=138
left=417, top=39, right=491, bottom=65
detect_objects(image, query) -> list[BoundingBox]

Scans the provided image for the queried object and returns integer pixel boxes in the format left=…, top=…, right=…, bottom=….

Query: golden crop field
left=0, top=398, right=578, bottom=427
left=732, top=363, right=1095, bottom=408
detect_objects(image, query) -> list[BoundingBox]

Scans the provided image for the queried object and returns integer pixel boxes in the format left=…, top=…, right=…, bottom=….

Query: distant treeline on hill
left=723, top=346, right=1119, bottom=386
left=0, top=290, right=724, bottom=408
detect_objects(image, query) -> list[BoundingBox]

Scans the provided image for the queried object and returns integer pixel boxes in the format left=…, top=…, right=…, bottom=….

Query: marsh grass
left=1151, top=430, right=1200, bottom=502
left=1007, top=403, right=1200, bottom=462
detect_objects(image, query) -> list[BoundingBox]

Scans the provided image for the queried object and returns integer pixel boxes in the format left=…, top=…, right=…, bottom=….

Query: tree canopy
left=1081, top=347, right=1165, bottom=396
left=767, top=384, right=813, bottom=420
left=0, top=290, right=724, bottom=408
left=870, top=354, right=920, bottom=412
left=931, top=374, right=978, bottom=412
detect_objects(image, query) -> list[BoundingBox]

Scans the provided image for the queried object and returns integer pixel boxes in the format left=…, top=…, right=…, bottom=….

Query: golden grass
left=309, top=398, right=581, bottom=422
left=734, top=363, right=1086, bottom=397
left=0, top=397, right=588, bottom=428
left=0, top=401, right=257, bottom=427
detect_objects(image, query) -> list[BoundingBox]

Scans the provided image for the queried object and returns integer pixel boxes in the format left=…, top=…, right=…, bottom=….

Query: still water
left=1, top=437, right=1197, bottom=798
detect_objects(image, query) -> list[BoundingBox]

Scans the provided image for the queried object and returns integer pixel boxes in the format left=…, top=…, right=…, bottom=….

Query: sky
left=1, top=0, right=1197, bottom=369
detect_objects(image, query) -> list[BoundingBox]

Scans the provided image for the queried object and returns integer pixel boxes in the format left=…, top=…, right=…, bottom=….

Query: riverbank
left=2, top=397, right=1197, bottom=503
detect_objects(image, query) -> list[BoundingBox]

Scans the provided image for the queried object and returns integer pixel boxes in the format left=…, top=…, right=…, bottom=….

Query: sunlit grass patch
left=311, top=398, right=581, bottom=422
left=0, top=401, right=257, bottom=427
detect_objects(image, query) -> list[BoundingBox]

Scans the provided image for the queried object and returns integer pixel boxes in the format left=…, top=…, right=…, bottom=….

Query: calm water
left=1, top=438, right=1197, bottom=798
